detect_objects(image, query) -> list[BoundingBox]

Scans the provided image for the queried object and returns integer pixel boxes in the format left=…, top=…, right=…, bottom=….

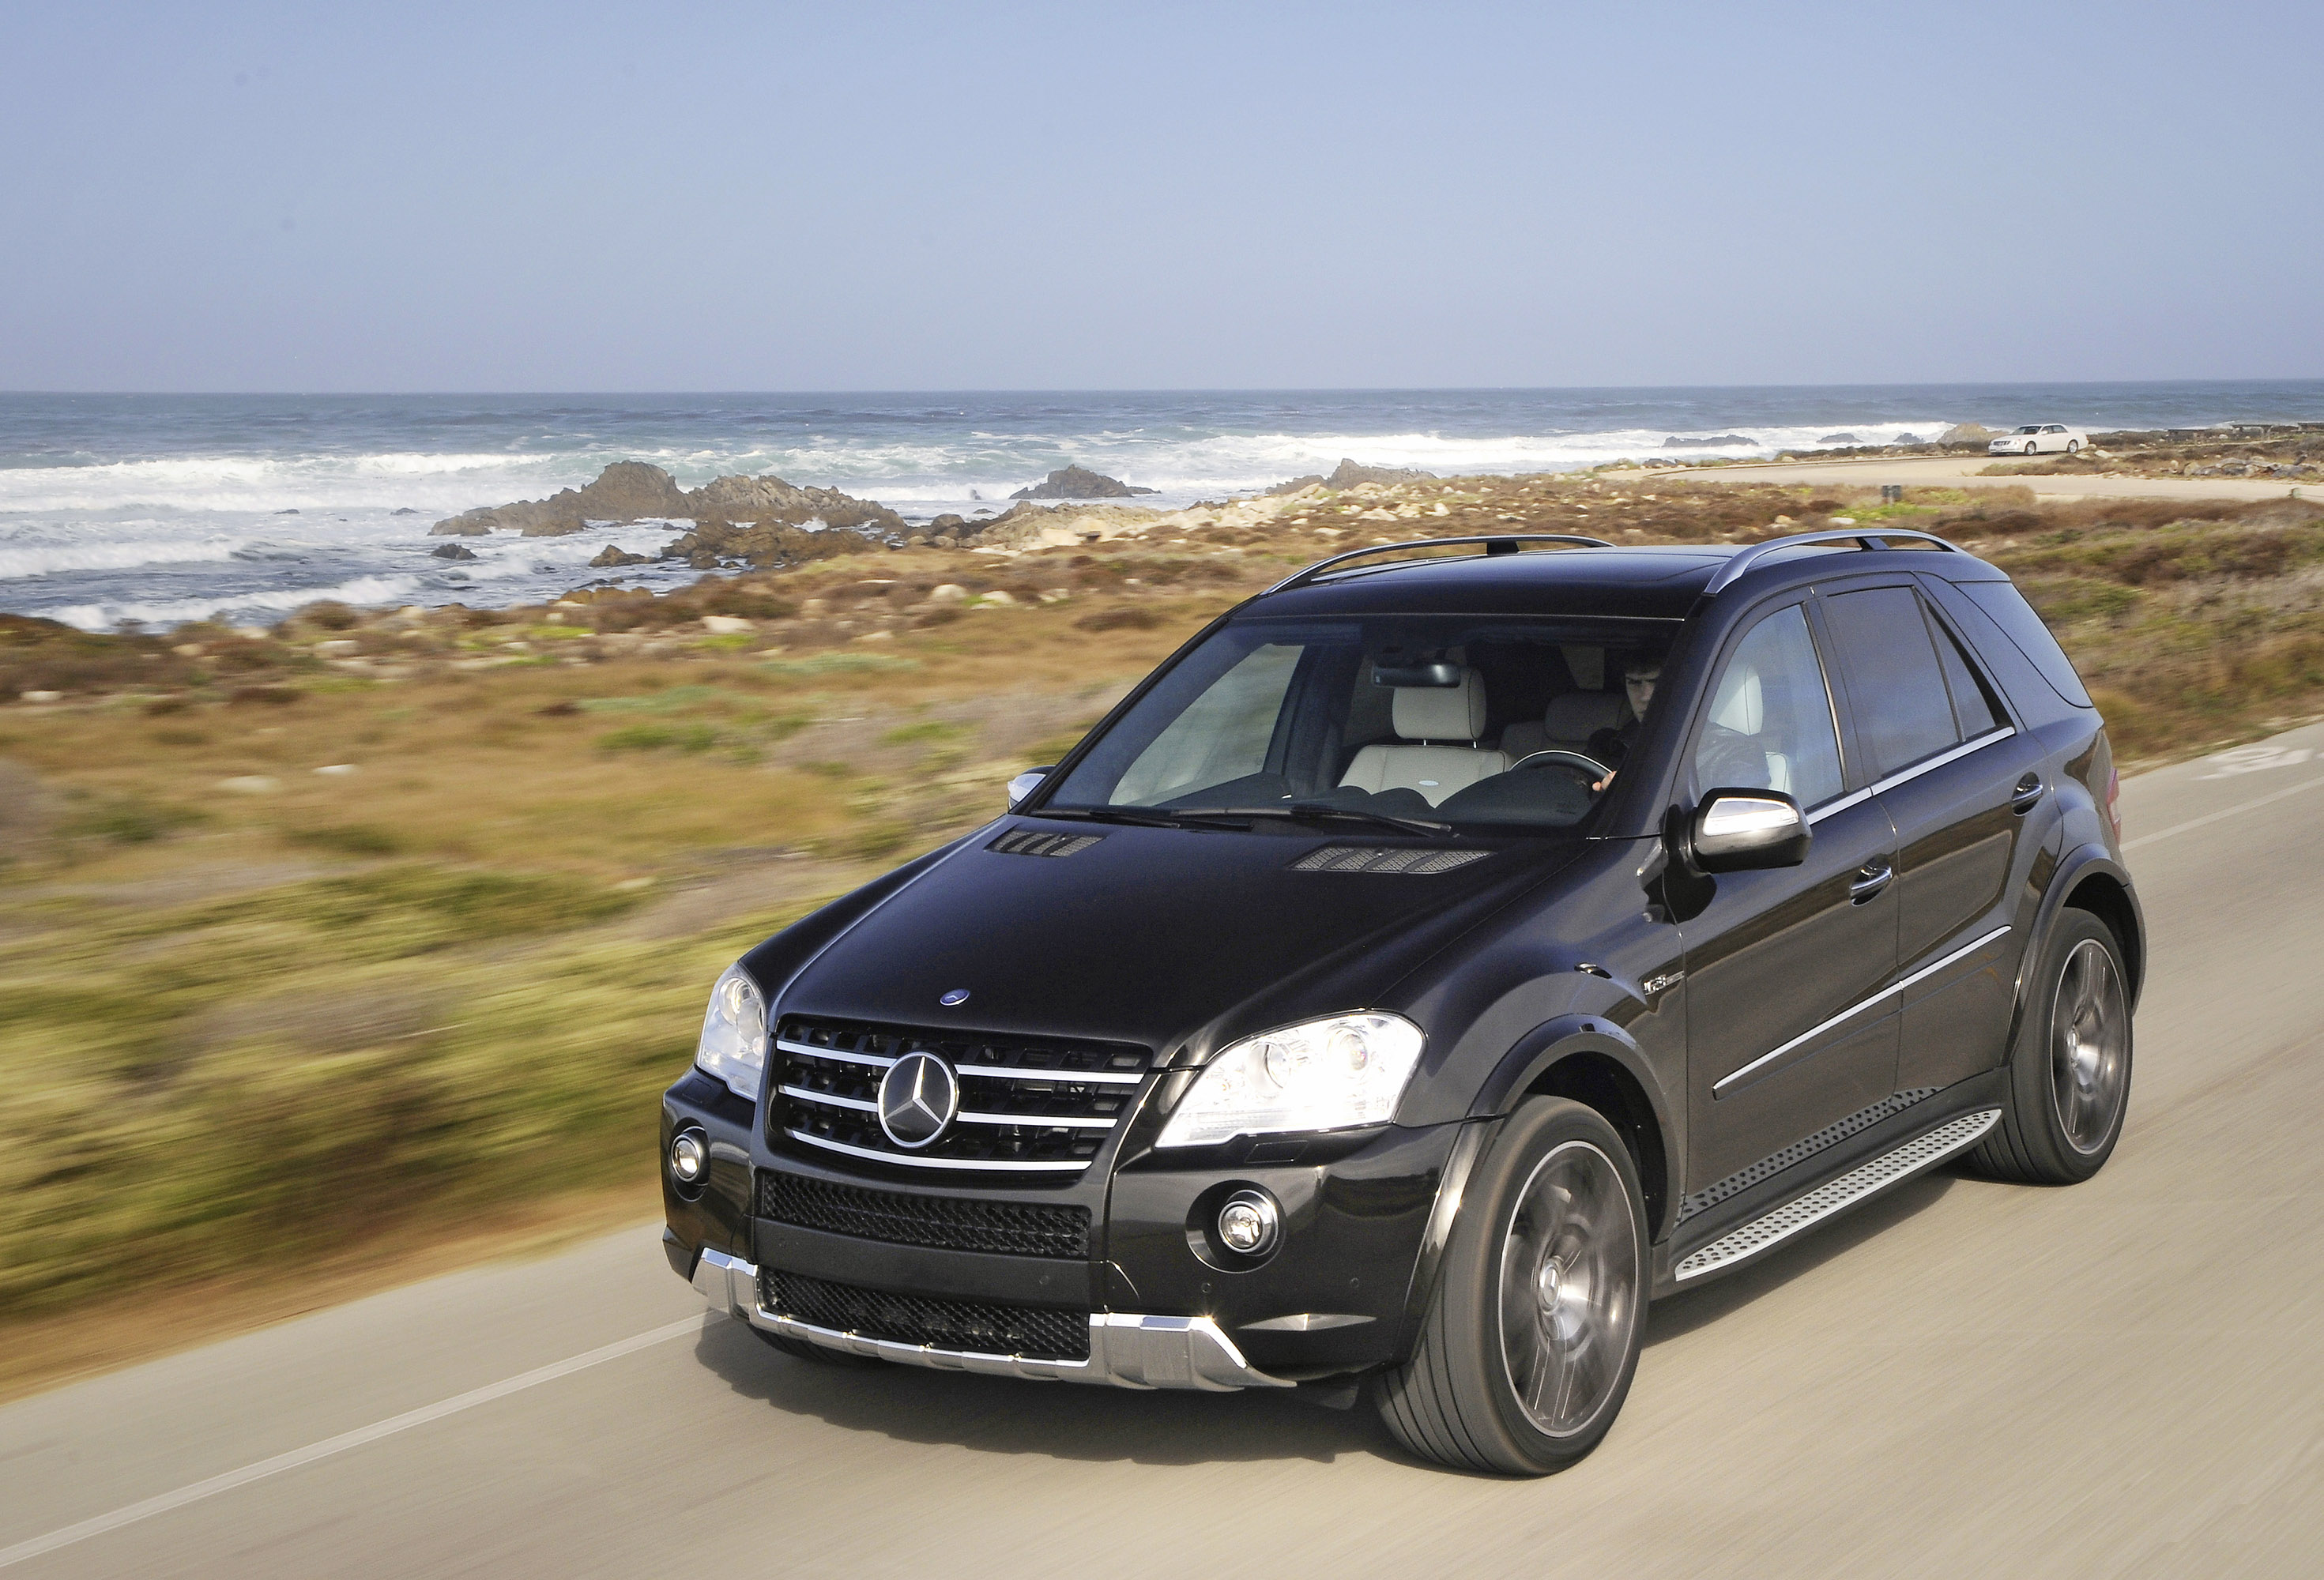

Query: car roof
left=1245, top=539, right=1991, bottom=621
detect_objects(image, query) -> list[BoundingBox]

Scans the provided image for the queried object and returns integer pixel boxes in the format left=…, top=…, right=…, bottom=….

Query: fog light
left=670, top=1130, right=707, bottom=1185
left=1218, top=1189, right=1280, bottom=1256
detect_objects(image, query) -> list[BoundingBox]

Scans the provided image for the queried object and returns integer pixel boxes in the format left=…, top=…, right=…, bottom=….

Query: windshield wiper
left=1200, top=802, right=1453, bottom=838
left=1026, top=806, right=1250, bottom=830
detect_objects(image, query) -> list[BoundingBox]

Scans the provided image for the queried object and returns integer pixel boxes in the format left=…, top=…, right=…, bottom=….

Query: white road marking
left=0, top=1315, right=708, bottom=1571
left=2122, top=773, right=2324, bottom=852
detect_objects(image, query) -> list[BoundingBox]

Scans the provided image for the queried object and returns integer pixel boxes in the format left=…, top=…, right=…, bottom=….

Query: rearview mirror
left=1689, top=788, right=1810, bottom=872
left=1007, top=766, right=1056, bottom=809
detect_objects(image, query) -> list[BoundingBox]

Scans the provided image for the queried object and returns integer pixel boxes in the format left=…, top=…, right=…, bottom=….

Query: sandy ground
left=1604, top=453, right=2317, bottom=504
left=6, top=723, right=2324, bottom=1577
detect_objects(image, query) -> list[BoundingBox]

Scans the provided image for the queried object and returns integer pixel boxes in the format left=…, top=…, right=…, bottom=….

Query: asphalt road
left=1603, top=453, right=2318, bottom=504
left=9, top=725, right=2324, bottom=1577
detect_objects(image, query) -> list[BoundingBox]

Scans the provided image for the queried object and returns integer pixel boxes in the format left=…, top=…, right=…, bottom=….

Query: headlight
left=695, top=962, right=767, bottom=1100
left=1155, top=1012, right=1423, bottom=1149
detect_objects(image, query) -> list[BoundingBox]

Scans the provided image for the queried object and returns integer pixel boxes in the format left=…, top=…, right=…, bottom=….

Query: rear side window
left=1821, top=587, right=1958, bottom=778
left=1958, top=581, right=2094, bottom=708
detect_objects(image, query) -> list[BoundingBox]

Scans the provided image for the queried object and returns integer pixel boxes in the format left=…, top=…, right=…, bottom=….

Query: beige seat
left=1501, top=690, right=1628, bottom=762
left=1339, top=668, right=1509, bottom=806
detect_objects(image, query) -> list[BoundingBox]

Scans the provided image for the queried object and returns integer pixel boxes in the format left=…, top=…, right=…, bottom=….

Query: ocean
left=5, top=382, right=2319, bottom=632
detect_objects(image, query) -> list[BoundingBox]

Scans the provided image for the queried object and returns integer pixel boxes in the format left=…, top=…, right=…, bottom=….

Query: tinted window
left=1930, top=615, right=2002, bottom=736
left=1821, top=587, right=1958, bottom=778
left=1692, top=604, right=1844, bottom=807
left=1959, top=580, right=2094, bottom=708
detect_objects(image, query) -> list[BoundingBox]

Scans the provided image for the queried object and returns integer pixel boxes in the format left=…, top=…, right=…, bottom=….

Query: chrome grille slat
left=782, top=1085, right=1117, bottom=1130
left=774, top=1038, right=1146, bottom=1085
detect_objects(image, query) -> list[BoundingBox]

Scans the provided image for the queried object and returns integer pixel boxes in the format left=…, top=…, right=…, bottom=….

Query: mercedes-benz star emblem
left=877, top=1051, right=959, bottom=1149
left=940, top=988, right=970, bottom=1007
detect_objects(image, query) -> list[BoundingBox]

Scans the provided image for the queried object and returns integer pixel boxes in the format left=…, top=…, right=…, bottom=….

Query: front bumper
left=689, top=1247, right=1292, bottom=1391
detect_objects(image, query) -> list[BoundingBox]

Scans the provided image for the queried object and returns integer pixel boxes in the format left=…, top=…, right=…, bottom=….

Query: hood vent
left=1292, top=845, right=1490, bottom=875
left=989, top=827, right=1106, bottom=858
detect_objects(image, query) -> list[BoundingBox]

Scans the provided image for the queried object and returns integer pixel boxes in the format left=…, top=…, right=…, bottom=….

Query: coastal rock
left=1264, top=457, right=1438, bottom=495
left=1818, top=433, right=1860, bottom=444
left=1664, top=434, right=1757, bottom=449
left=392, top=508, right=419, bottom=516
left=431, top=461, right=906, bottom=540
left=589, top=544, right=650, bottom=568
left=430, top=543, right=479, bottom=561
left=1940, top=423, right=1996, bottom=446
left=1893, top=432, right=1922, bottom=444
left=1009, top=465, right=1157, bottom=501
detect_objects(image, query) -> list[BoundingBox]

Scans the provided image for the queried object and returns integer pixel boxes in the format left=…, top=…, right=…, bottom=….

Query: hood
left=770, top=819, right=1581, bottom=1057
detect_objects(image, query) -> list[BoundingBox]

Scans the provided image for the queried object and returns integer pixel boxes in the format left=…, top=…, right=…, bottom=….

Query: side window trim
left=1918, top=593, right=2017, bottom=735
left=1678, top=592, right=1850, bottom=813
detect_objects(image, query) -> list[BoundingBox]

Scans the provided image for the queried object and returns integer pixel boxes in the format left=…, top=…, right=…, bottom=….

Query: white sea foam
left=47, top=574, right=428, bottom=633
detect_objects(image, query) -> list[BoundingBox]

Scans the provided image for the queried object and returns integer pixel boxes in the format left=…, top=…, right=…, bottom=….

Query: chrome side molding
left=690, top=1248, right=1293, bottom=1391
left=1714, top=925, right=2012, bottom=1097
left=1674, top=1108, right=2000, bottom=1281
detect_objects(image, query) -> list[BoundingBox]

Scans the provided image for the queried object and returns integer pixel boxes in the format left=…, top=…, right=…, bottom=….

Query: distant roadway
left=1606, top=453, right=2317, bottom=505
left=6, top=725, right=2324, bottom=1576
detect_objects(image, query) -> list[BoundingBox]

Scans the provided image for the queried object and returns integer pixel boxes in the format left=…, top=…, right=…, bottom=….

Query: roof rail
left=1265, top=534, right=1615, bottom=596
left=1701, top=528, right=1964, bottom=596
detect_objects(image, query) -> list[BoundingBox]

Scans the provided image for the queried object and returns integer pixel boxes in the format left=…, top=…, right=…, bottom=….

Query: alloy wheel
left=1497, top=1140, right=1640, bottom=1437
left=2050, top=939, right=2128, bottom=1153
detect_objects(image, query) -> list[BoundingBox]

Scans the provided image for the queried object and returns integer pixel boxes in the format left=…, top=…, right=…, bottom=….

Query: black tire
left=2066, top=440, right=2081, bottom=453
left=1373, top=1097, right=1648, bottom=1475
left=2025, top=441, right=2038, bottom=455
left=1970, top=908, right=2132, bottom=1184
left=751, top=1326, right=879, bottom=1366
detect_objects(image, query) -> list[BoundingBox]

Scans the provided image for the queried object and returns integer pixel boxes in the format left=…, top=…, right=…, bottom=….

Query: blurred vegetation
left=2, top=472, right=2322, bottom=1354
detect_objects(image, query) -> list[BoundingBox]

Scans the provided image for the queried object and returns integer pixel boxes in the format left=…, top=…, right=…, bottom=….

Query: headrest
left=1712, top=668, right=1764, bottom=735
left=1392, top=667, right=1488, bottom=741
left=1544, top=690, right=1625, bottom=736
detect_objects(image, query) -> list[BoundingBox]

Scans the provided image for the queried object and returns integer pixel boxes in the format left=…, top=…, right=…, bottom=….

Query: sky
left=2, top=1, right=2318, bottom=392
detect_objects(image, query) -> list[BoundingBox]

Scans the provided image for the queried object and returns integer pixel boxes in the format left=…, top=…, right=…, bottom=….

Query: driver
left=1589, top=658, right=1659, bottom=791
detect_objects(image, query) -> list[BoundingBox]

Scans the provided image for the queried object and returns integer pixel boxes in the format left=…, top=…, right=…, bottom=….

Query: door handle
left=2011, top=773, right=2047, bottom=814
left=1848, top=859, right=1893, bottom=904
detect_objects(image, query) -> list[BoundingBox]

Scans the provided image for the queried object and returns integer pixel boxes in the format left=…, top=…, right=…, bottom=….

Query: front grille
left=758, top=1172, right=1091, bottom=1258
left=1291, top=845, right=1490, bottom=875
left=762, top=1270, right=1090, bottom=1360
left=774, top=1014, right=1154, bottom=1175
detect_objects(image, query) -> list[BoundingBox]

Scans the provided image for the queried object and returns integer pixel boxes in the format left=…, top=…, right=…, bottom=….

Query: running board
left=1674, top=1108, right=2001, bottom=1281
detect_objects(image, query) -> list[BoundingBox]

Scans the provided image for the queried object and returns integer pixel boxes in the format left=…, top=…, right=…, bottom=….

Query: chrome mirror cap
left=1006, top=766, right=1056, bottom=810
left=1691, top=788, right=1810, bottom=872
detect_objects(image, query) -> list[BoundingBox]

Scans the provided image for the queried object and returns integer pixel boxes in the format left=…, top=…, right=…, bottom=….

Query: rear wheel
left=1373, top=1098, right=1647, bottom=1474
left=1971, top=908, right=2131, bottom=1183
left=2066, top=440, right=2082, bottom=453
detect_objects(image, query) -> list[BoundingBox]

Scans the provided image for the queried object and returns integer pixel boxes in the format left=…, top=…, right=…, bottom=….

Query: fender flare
left=1390, top=1015, right=1678, bottom=1361
left=2015, top=843, right=2146, bottom=1043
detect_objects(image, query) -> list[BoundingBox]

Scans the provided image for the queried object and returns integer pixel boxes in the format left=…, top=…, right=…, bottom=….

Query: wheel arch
left=1471, top=1016, right=1674, bottom=1242
left=2046, top=847, right=2145, bottom=1003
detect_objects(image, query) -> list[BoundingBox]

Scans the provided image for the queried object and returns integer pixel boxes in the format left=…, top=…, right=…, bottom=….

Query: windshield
left=2013, top=426, right=2041, bottom=434
left=1043, top=615, right=1679, bottom=833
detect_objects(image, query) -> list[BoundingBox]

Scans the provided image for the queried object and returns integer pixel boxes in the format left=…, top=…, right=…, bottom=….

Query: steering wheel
left=1509, top=749, right=1614, bottom=787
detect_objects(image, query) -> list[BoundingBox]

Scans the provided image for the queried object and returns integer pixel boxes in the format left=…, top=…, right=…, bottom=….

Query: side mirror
left=1006, top=766, right=1057, bottom=809
left=1689, top=788, right=1810, bottom=872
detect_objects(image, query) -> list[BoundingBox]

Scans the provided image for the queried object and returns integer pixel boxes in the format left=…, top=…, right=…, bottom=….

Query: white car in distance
left=1988, top=423, right=2088, bottom=456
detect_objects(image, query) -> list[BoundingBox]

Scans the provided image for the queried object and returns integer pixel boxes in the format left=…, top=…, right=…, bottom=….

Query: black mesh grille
left=1291, top=845, right=1490, bottom=875
left=758, top=1172, right=1091, bottom=1258
left=763, top=1270, right=1090, bottom=1361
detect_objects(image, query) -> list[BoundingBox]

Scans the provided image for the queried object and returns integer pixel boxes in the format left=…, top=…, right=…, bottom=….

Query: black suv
left=661, top=528, right=2140, bottom=1474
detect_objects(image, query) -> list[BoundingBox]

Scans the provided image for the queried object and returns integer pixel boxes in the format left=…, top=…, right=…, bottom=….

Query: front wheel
left=2025, top=441, right=2039, bottom=454
left=1970, top=908, right=2132, bottom=1183
left=1373, top=1098, right=1648, bottom=1475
